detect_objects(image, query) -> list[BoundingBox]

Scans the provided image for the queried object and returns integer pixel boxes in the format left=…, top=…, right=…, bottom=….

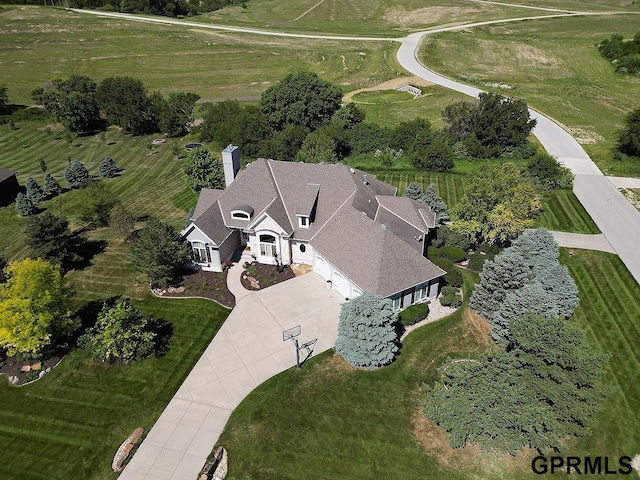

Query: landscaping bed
left=240, top=262, right=295, bottom=290
left=0, top=354, right=63, bottom=386
left=153, top=269, right=235, bottom=308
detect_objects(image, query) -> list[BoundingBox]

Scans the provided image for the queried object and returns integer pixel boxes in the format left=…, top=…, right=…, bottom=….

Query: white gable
left=250, top=213, right=287, bottom=236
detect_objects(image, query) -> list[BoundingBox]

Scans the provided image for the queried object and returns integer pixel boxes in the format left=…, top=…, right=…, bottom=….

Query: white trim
left=266, top=160, right=295, bottom=233
left=246, top=197, right=277, bottom=230
left=181, top=223, right=219, bottom=247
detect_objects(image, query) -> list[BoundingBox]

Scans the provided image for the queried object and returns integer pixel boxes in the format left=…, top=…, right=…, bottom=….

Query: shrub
left=440, top=246, right=467, bottom=263
left=399, top=302, right=430, bottom=326
left=439, top=286, right=462, bottom=307
left=98, top=156, right=119, bottom=178
left=468, top=253, right=493, bottom=272
left=429, top=256, right=463, bottom=288
left=482, top=242, right=503, bottom=255
left=427, top=246, right=441, bottom=258
left=432, top=225, right=475, bottom=251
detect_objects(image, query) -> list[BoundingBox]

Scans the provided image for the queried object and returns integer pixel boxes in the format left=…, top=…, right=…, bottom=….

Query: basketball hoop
left=282, top=325, right=301, bottom=342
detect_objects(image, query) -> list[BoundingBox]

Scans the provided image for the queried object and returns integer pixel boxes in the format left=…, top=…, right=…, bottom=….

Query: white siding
left=252, top=214, right=287, bottom=235
left=291, top=241, right=313, bottom=265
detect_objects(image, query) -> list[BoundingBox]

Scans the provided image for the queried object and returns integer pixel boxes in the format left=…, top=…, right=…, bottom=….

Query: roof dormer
left=231, top=204, right=254, bottom=220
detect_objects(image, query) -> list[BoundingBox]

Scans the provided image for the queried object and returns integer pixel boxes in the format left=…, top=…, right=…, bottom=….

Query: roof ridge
left=266, top=159, right=294, bottom=232
left=310, top=190, right=357, bottom=241
left=376, top=196, right=428, bottom=232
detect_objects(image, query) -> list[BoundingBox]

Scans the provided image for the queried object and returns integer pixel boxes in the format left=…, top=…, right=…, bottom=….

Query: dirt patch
left=343, top=76, right=434, bottom=102
left=461, top=307, right=492, bottom=347
left=383, top=6, right=481, bottom=27
left=566, top=126, right=604, bottom=144
left=514, top=44, right=559, bottom=67
left=309, top=353, right=354, bottom=379
left=412, top=405, right=537, bottom=477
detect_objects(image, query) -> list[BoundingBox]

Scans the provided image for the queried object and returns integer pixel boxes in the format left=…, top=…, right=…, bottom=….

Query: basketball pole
left=294, top=337, right=300, bottom=369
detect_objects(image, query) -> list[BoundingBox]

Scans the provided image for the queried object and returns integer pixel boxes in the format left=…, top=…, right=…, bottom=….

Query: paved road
left=396, top=32, right=640, bottom=286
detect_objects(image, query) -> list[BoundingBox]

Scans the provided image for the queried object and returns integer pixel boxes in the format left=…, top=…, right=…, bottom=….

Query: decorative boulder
left=112, top=427, right=144, bottom=472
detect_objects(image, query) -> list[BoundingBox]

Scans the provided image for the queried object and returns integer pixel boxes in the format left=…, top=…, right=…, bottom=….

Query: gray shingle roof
left=0, top=168, right=17, bottom=183
left=312, top=205, right=445, bottom=297
left=189, top=158, right=445, bottom=295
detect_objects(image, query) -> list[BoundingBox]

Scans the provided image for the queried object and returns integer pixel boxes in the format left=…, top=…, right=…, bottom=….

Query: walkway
left=120, top=266, right=343, bottom=480
left=548, top=231, right=616, bottom=254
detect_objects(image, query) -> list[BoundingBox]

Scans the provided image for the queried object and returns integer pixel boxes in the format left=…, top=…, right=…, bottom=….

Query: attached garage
left=313, top=253, right=331, bottom=280
left=331, top=271, right=350, bottom=298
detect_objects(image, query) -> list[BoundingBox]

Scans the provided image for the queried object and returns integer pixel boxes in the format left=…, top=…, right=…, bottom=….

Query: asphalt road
left=397, top=32, right=640, bottom=286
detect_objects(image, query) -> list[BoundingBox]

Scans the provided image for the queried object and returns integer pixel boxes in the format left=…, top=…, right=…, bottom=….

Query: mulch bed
left=153, top=269, right=235, bottom=308
left=0, top=354, right=63, bottom=386
left=240, top=262, right=296, bottom=291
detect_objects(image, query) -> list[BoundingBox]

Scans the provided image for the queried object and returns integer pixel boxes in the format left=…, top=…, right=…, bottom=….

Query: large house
left=182, top=146, right=445, bottom=310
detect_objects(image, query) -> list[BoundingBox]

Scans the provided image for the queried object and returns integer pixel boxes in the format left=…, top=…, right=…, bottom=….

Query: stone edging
left=1, top=355, right=66, bottom=387
left=150, top=286, right=233, bottom=310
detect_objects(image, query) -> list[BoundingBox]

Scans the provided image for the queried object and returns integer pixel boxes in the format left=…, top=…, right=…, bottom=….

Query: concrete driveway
left=120, top=272, right=343, bottom=480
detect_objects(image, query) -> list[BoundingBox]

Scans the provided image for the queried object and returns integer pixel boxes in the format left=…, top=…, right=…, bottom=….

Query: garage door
left=314, top=254, right=331, bottom=280
left=332, top=271, right=350, bottom=298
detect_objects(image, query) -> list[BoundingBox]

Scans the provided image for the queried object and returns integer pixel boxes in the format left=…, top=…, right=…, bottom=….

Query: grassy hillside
left=419, top=14, right=640, bottom=176
left=0, top=5, right=399, bottom=105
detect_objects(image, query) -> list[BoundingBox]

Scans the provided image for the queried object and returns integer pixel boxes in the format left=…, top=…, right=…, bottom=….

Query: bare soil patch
left=344, top=76, right=434, bottom=102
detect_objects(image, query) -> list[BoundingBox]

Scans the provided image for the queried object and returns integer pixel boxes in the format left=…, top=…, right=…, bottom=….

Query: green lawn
left=535, top=189, right=600, bottom=234
left=216, top=250, right=640, bottom=479
left=0, top=6, right=398, bottom=105
left=0, top=295, right=229, bottom=480
left=196, top=0, right=557, bottom=37
left=419, top=14, right=640, bottom=176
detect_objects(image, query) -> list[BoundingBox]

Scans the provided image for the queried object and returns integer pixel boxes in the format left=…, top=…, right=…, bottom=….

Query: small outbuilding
left=0, top=168, right=19, bottom=207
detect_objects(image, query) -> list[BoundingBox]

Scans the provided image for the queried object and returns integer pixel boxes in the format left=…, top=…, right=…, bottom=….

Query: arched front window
left=259, top=234, right=277, bottom=258
left=192, top=241, right=208, bottom=263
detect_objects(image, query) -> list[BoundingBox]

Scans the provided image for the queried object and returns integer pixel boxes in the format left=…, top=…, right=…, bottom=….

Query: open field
left=0, top=6, right=398, bottom=105
left=197, top=0, right=558, bottom=37
left=0, top=295, right=229, bottom=480
left=216, top=249, right=640, bottom=479
left=419, top=14, right=640, bottom=176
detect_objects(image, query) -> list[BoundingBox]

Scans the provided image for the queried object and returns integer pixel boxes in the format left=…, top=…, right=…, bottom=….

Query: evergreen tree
left=110, top=203, right=137, bottom=239
left=470, top=247, right=530, bottom=318
left=98, top=156, right=119, bottom=178
left=43, top=173, right=62, bottom=196
left=24, top=212, right=81, bottom=266
left=510, top=228, right=559, bottom=275
left=130, top=218, right=189, bottom=286
left=15, top=193, right=36, bottom=217
left=402, top=182, right=423, bottom=201
left=0, top=256, right=8, bottom=284
left=25, top=176, right=46, bottom=203
left=534, top=264, right=579, bottom=319
left=64, top=160, right=90, bottom=189
left=334, top=292, right=399, bottom=370
left=420, top=184, right=450, bottom=224
left=490, top=283, right=559, bottom=345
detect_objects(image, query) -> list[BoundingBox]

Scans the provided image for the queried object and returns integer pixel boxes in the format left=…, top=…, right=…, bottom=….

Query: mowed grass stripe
left=536, top=190, right=600, bottom=234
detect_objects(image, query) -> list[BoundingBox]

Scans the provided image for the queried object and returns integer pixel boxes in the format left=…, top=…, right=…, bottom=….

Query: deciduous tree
left=334, top=292, right=399, bottom=370
left=0, top=258, right=75, bottom=357
left=97, top=76, right=154, bottom=135
left=79, top=181, right=118, bottom=227
left=618, top=107, right=640, bottom=157
left=296, top=129, right=337, bottom=163
left=260, top=71, right=343, bottom=132
left=183, top=147, right=225, bottom=192
left=78, top=298, right=157, bottom=365
left=109, top=204, right=137, bottom=239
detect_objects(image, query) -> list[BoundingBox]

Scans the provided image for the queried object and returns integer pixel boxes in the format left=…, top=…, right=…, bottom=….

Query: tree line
left=1, top=0, right=247, bottom=18
left=31, top=74, right=199, bottom=136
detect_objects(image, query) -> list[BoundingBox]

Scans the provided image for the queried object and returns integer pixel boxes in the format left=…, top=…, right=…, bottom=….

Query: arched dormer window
left=231, top=204, right=254, bottom=220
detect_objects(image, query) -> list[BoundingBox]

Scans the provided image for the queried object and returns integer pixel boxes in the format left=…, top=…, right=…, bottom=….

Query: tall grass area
left=0, top=6, right=397, bottom=105
left=0, top=296, right=229, bottom=480
left=217, top=250, right=640, bottom=479
left=420, top=14, right=640, bottom=176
